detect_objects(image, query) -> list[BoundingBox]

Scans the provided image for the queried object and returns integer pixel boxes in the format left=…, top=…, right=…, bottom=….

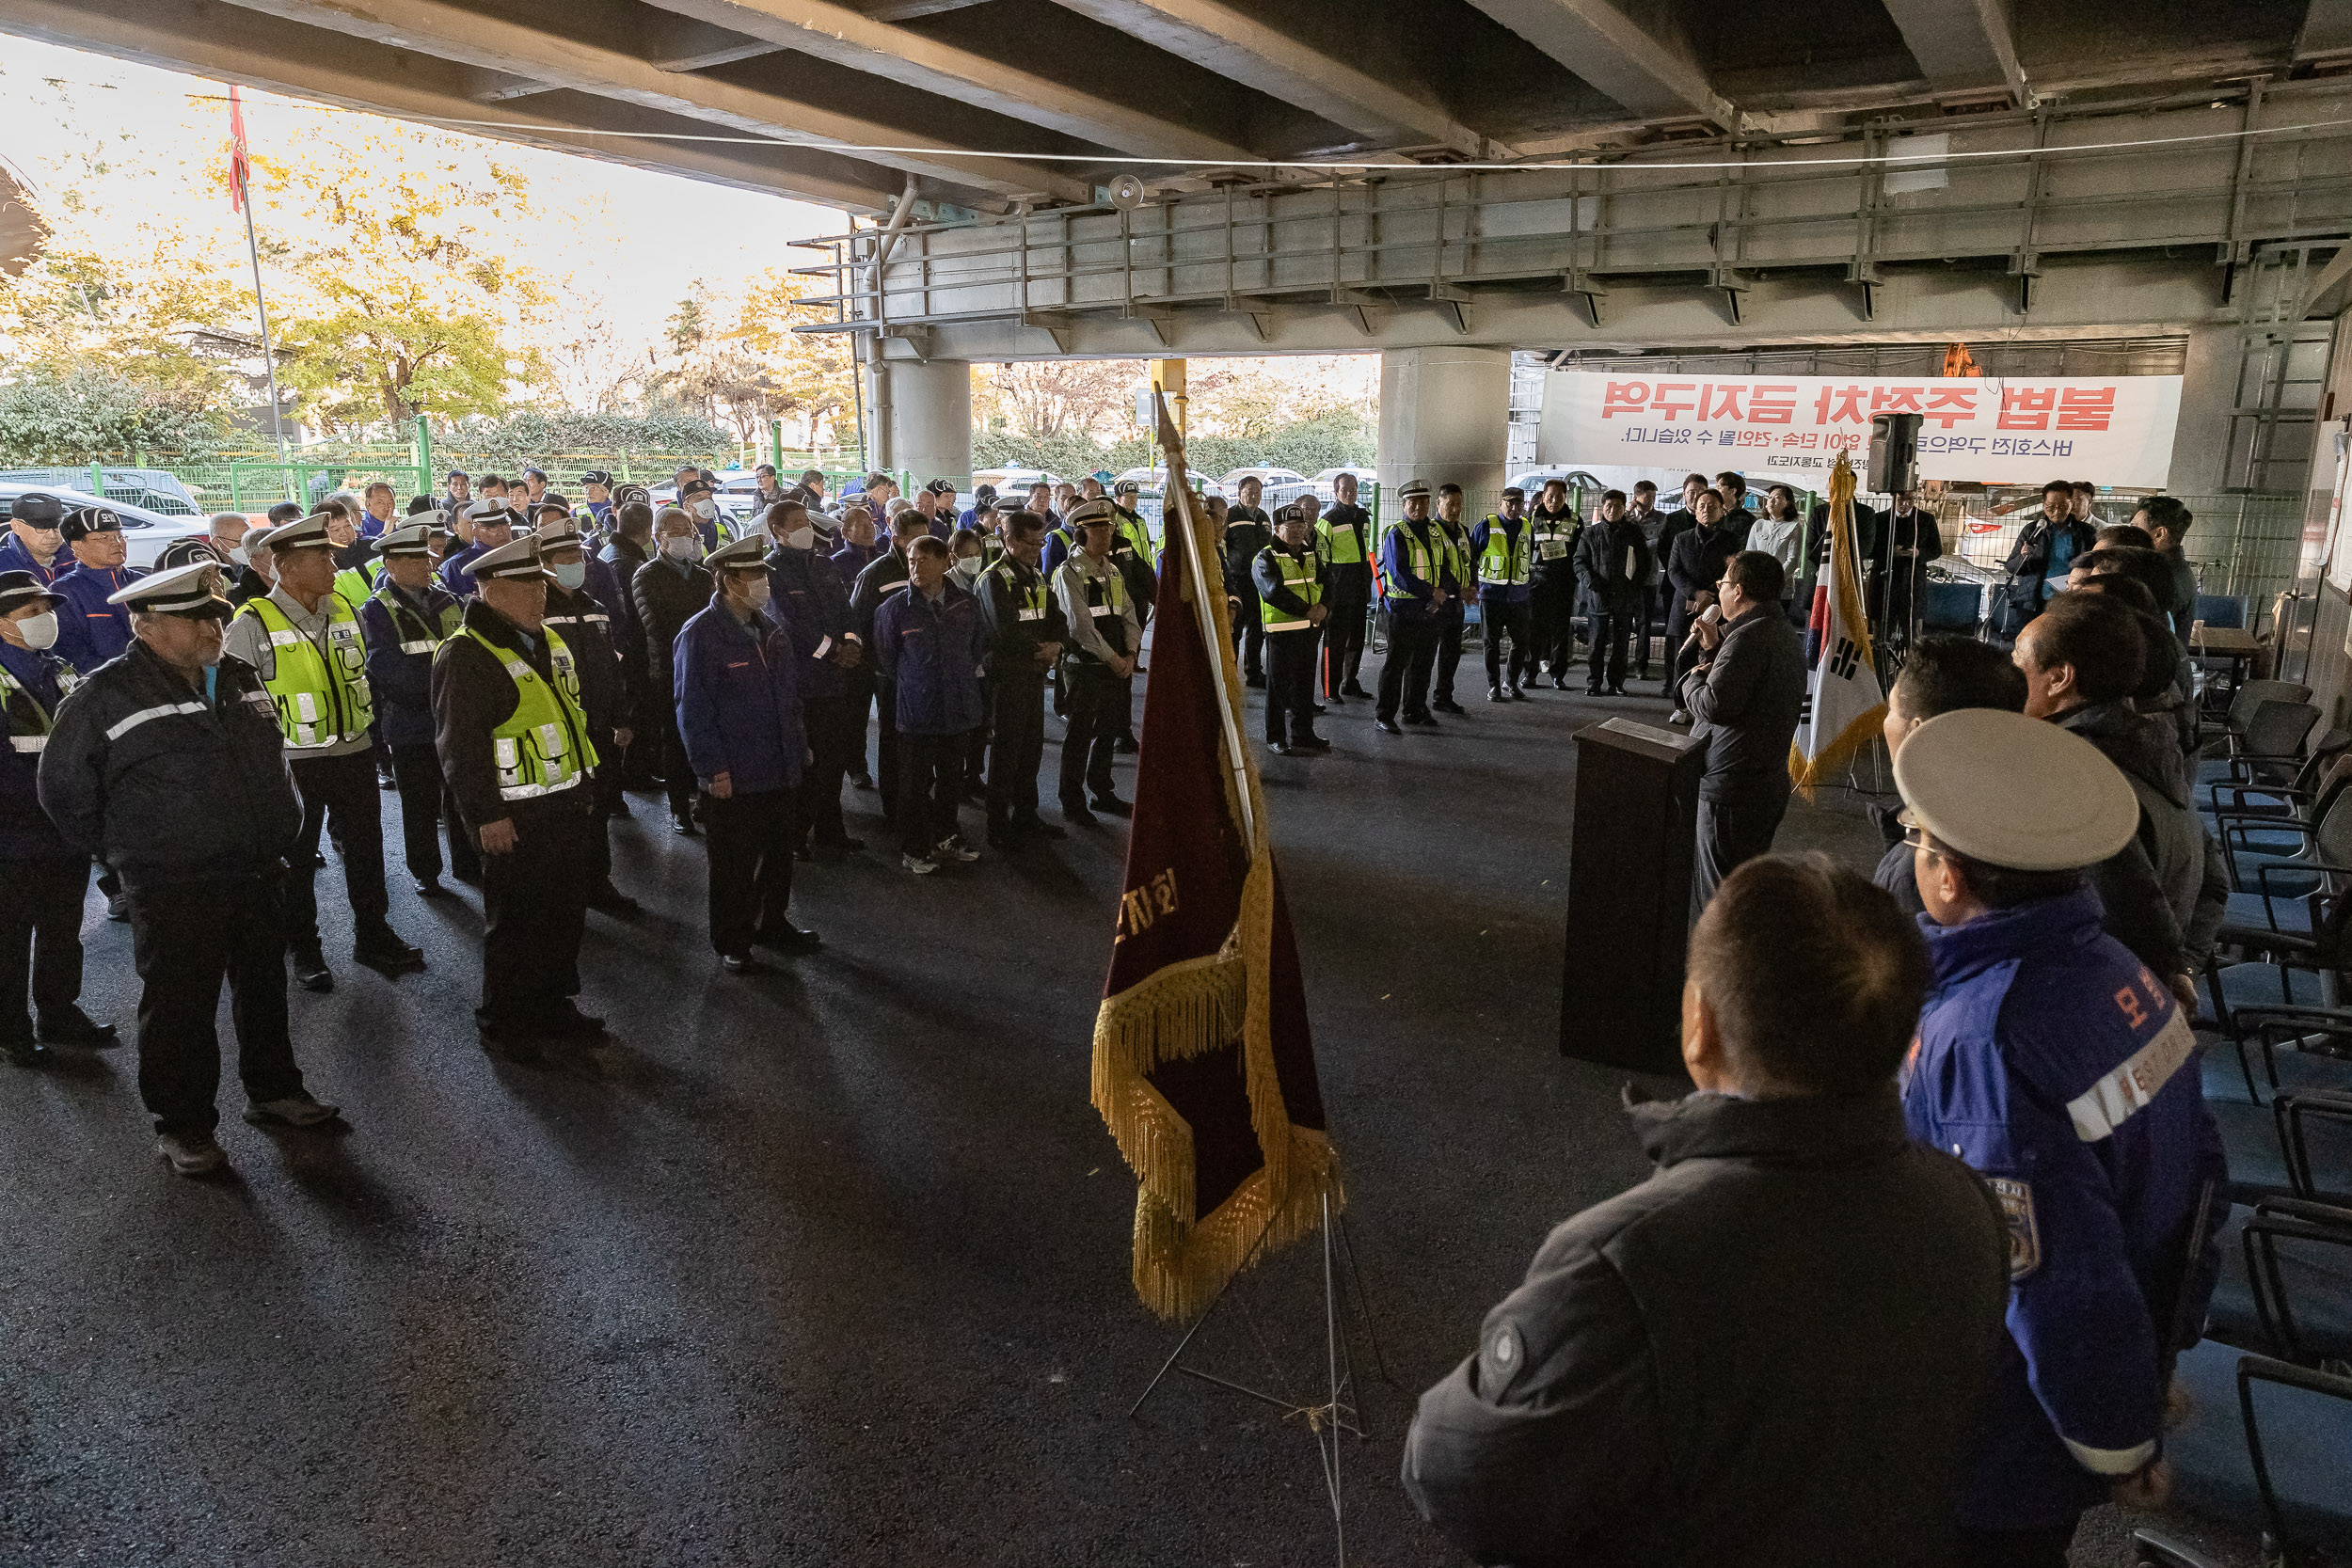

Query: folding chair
left=2200, top=700, right=2320, bottom=796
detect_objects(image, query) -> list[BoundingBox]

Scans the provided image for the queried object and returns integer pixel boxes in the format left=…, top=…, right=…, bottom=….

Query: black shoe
left=1607, top=685, right=1628, bottom=697
left=722, top=951, right=771, bottom=974
left=1552, top=676, right=1568, bottom=690
left=1375, top=718, right=1402, bottom=736
left=850, top=773, right=876, bottom=792
left=1244, top=674, right=1264, bottom=689
left=1013, top=816, right=1067, bottom=841
left=546, top=1003, right=605, bottom=1040
left=477, top=1022, right=545, bottom=1066
left=1404, top=712, right=1438, bottom=728
left=1486, top=686, right=1504, bottom=703
left=1585, top=684, right=1604, bottom=695
left=1091, top=795, right=1134, bottom=817
left=452, top=864, right=484, bottom=886
left=671, top=816, right=699, bottom=836
left=1342, top=680, right=1370, bottom=698
left=4, top=1037, right=49, bottom=1067
left=1062, top=801, right=1099, bottom=826
left=291, top=951, right=334, bottom=992
left=355, top=927, right=427, bottom=974
left=986, top=825, right=1016, bottom=848
left=1112, top=736, right=1138, bottom=754
left=1325, top=691, right=1345, bottom=706
left=413, top=877, right=450, bottom=899
left=104, top=892, right=129, bottom=923
left=1309, top=704, right=1327, bottom=716
left=755, top=923, right=822, bottom=955
left=378, top=772, right=398, bottom=792
left=1432, top=698, right=1466, bottom=715
left=587, top=880, right=641, bottom=918
left=38, top=1007, right=119, bottom=1048
left=1271, top=740, right=1295, bottom=756
left=1294, top=736, right=1332, bottom=752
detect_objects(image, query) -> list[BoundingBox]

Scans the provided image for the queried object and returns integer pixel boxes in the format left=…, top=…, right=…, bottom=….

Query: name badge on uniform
left=1539, top=541, right=1567, bottom=560
left=1017, top=608, right=1043, bottom=621
left=1090, top=604, right=1118, bottom=618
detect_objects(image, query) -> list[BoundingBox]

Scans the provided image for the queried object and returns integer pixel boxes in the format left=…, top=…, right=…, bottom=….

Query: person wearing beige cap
left=1895, top=707, right=2229, bottom=1563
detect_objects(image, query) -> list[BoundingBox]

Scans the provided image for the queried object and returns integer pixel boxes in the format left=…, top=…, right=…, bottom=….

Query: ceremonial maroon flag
left=1090, top=404, right=1338, bottom=1321
left=227, top=87, right=252, bottom=214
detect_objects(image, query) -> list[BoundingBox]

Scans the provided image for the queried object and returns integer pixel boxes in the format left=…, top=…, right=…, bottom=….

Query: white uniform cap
left=1892, top=708, right=2140, bottom=872
left=469, top=535, right=547, bottom=581
left=707, top=536, right=767, bottom=573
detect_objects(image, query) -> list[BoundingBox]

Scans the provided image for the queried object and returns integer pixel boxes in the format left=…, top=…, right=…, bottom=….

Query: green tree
left=0, top=369, right=228, bottom=463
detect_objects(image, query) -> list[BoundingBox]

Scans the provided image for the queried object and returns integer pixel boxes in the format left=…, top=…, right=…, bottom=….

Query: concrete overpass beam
left=207, top=0, right=1088, bottom=203
left=1044, top=0, right=1489, bottom=156
left=1879, top=0, right=2027, bottom=103
left=639, top=0, right=1262, bottom=161
left=1460, top=0, right=1734, bottom=128
left=1380, top=346, right=1512, bottom=501
left=2169, top=323, right=2242, bottom=495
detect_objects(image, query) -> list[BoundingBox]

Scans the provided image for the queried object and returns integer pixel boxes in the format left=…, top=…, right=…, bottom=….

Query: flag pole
left=1154, top=392, right=1256, bottom=847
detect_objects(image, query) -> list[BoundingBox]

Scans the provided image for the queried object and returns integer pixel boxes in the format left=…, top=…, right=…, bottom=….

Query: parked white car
left=0, top=483, right=213, bottom=570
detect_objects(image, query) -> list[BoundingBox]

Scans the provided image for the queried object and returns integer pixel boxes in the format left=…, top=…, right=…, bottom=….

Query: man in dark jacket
left=1468, top=487, right=1534, bottom=702
left=2132, top=496, right=2201, bottom=642
left=596, top=495, right=658, bottom=790
left=630, top=506, right=713, bottom=835
left=1406, top=852, right=2009, bottom=1568
left=539, top=520, right=636, bottom=916
left=1313, top=473, right=1373, bottom=702
left=977, top=510, right=1068, bottom=847
left=1896, top=708, right=2228, bottom=1564
left=432, top=537, right=604, bottom=1059
left=675, top=536, right=818, bottom=972
left=1998, top=480, right=2095, bottom=637
left=1682, top=551, right=1806, bottom=922
left=762, top=499, right=866, bottom=858
left=875, top=535, right=990, bottom=872
left=1874, top=489, right=1944, bottom=642
left=851, top=510, right=930, bottom=823
left=38, top=561, right=337, bottom=1176
left=1221, top=476, right=1274, bottom=686
left=2016, top=593, right=2227, bottom=990
left=1573, top=488, right=1651, bottom=696
left=1665, top=492, right=1740, bottom=721
left=0, top=570, right=113, bottom=1065
left=1374, top=480, right=1455, bottom=735
left=359, top=522, right=476, bottom=896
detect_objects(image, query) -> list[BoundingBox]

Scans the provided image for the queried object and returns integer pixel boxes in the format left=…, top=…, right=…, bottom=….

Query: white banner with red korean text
left=1539, top=372, right=2183, bottom=490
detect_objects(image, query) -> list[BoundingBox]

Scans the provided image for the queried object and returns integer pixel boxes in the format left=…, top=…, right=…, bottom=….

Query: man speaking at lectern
left=1679, top=550, right=1805, bottom=921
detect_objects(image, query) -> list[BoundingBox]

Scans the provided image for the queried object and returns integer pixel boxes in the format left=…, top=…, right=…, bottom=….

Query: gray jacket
left=1404, top=1088, right=2008, bottom=1568
left=1680, top=606, right=1806, bottom=800
left=2059, top=700, right=2229, bottom=969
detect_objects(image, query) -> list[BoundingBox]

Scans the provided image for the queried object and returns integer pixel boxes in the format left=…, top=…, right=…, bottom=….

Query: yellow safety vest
left=1315, top=514, right=1365, bottom=567
left=240, top=592, right=373, bottom=750
left=1477, top=516, right=1531, bottom=587
left=1113, top=507, right=1155, bottom=566
left=1384, top=523, right=1437, bottom=601
left=461, top=625, right=598, bottom=800
left=1260, top=548, right=1322, bottom=631
left=991, top=559, right=1050, bottom=624
left=372, top=581, right=459, bottom=656
left=332, top=559, right=378, bottom=607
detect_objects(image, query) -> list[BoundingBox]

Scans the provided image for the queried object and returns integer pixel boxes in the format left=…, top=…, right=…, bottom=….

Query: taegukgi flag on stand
left=1788, top=451, right=1886, bottom=797
left=1089, top=397, right=1339, bottom=1323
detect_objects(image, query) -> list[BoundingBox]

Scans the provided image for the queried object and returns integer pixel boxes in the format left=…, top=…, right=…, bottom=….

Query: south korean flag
left=1789, top=451, right=1886, bottom=796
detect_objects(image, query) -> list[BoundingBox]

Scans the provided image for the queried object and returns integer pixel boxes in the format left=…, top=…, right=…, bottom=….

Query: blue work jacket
left=0, top=535, right=65, bottom=588
left=674, top=598, right=805, bottom=797
left=437, top=540, right=489, bottom=598
left=1903, top=886, right=2228, bottom=1531
left=361, top=578, right=460, bottom=749
left=873, top=581, right=987, bottom=736
left=0, top=639, right=80, bottom=862
left=50, top=562, right=141, bottom=673
left=1378, top=518, right=1460, bottom=620
left=764, top=544, right=854, bottom=703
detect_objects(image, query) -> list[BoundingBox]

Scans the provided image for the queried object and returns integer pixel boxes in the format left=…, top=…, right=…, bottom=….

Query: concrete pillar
left=2169, top=323, right=2240, bottom=497
left=878, top=357, right=972, bottom=486
left=1379, top=346, right=1512, bottom=502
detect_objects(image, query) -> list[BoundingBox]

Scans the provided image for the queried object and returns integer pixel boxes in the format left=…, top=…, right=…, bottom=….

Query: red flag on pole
left=1089, top=398, right=1339, bottom=1322
left=228, top=87, right=251, bottom=213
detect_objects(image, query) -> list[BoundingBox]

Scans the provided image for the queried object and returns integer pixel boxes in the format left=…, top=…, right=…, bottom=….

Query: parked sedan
left=0, top=483, right=214, bottom=570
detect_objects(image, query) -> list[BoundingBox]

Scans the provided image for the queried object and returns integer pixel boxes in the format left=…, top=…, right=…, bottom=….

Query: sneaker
left=156, top=1132, right=229, bottom=1177
left=291, top=951, right=334, bottom=993
left=671, top=815, right=699, bottom=836
left=413, top=877, right=450, bottom=899
left=1375, top=718, right=1402, bottom=736
left=1669, top=708, right=1693, bottom=725
left=1486, top=686, right=1504, bottom=703
left=38, top=1007, right=119, bottom=1048
left=1403, top=712, right=1438, bottom=728
left=721, top=950, right=771, bottom=974
left=934, top=835, right=980, bottom=863
left=1271, top=740, right=1295, bottom=756
left=104, top=891, right=129, bottom=922
left=244, top=1095, right=342, bottom=1129
left=903, top=852, right=940, bottom=875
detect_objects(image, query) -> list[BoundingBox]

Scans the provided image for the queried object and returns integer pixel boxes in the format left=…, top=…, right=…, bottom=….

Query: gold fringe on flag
left=1788, top=451, right=1889, bottom=799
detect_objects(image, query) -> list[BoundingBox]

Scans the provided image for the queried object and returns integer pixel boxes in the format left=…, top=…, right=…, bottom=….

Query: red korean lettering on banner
left=1749, top=385, right=1797, bottom=424
left=1998, top=387, right=2057, bottom=430
left=1602, top=381, right=1650, bottom=419
left=1870, top=386, right=1926, bottom=415
left=1650, top=382, right=1698, bottom=420
left=1699, top=384, right=1745, bottom=421
left=2057, top=388, right=2116, bottom=432
left=1924, top=387, right=1979, bottom=428
left=1814, top=385, right=1868, bottom=424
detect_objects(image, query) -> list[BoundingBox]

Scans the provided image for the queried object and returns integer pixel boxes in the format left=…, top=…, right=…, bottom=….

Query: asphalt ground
left=0, top=657, right=2274, bottom=1567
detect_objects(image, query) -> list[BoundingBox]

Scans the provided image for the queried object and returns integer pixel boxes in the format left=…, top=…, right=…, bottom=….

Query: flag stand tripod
left=1128, top=1188, right=1392, bottom=1567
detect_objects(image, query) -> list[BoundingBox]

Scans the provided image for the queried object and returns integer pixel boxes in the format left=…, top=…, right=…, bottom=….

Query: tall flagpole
left=229, top=88, right=291, bottom=486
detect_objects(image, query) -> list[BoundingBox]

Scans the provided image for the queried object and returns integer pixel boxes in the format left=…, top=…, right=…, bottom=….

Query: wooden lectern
left=1561, top=717, right=1708, bottom=1073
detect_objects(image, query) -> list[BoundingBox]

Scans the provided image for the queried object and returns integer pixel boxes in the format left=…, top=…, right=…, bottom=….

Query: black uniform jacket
left=540, top=579, right=626, bottom=738
left=38, top=639, right=302, bottom=890
left=430, top=598, right=590, bottom=837
left=977, top=553, right=1070, bottom=676
left=1404, top=1087, right=2009, bottom=1568
left=629, top=554, right=712, bottom=702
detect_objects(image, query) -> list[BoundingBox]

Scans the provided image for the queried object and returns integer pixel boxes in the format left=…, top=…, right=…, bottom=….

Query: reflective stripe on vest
left=332, top=562, right=377, bottom=606
left=462, top=624, right=598, bottom=800
left=1316, top=516, right=1364, bottom=567
left=1478, top=517, right=1531, bottom=586
left=1260, top=549, right=1322, bottom=631
left=241, top=593, right=373, bottom=750
left=373, top=582, right=459, bottom=660
left=1, top=661, right=56, bottom=752
left=992, top=561, right=1049, bottom=622
left=104, top=700, right=209, bottom=741
left=1386, top=525, right=1434, bottom=600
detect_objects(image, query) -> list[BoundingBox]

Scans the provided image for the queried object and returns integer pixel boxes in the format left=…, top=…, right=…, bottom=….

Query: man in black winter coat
left=539, top=521, right=637, bottom=915
left=1221, top=477, right=1274, bottom=685
left=1573, top=489, right=1651, bottom=695
left=630, top=507, right=713, bottom=835
left=1682, top=551, right=1806, bottom=921
left=1405, top=853, right=2009, bottom=1568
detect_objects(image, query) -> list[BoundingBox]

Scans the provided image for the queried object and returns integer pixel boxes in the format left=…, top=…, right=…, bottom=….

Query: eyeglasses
left=1896, top=807, right=1943, bottom=859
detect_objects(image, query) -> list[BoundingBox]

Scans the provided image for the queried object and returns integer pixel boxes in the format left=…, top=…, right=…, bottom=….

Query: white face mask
left=225, top=542, right=250, bottom=565
left=16, top=610, right=58, bottom=651
left=783, top=526, right=815, bottom=552
left=951, top=557, right=984, bottom=583
left=691, top=499, right=717, bottom=520
left=551, top=561, right=587, bottom=590
left=663, top=535, right=698, bottom=562
left=740, top=578, right=771, bottom=609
